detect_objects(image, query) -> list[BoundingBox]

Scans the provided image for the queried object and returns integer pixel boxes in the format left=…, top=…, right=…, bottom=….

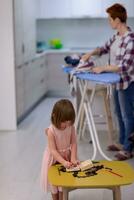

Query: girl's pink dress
left=40, top=124, right=76, bottom=193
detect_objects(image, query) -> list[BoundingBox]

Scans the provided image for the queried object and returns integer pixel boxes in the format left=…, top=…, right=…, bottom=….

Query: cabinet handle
left=31, top=59, right=35, bottom=63
left=22, top=43, right=25, bottom=54
left=40, top=63, right=44, bottom=68
left=45, top=59, right=48, bottom=66
left=17, top=65, right=22, bottom=69
left=24, top=61, right=29, bottom=65
left=40, top=78, right=44, bottom=83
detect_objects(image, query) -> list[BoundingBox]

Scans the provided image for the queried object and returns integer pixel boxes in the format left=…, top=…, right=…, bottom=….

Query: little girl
left=40, top=99, right=79, bottom=200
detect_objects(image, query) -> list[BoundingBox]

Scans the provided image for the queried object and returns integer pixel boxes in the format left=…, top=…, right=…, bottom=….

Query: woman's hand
left=81, top=53, right=92, bottom=62
left=91, top=66, right=105, bottom=74
left=81, top=48, right=100, bottom=62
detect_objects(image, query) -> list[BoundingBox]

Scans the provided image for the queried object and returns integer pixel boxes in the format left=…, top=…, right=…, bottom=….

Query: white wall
left=36, top=18, right=134, bottom=48
left=0, top=0, right=17, bottom=130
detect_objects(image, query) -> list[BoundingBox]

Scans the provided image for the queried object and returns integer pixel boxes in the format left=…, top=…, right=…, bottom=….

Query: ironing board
left=63, top=66, right=120, bottom=84
left=62, top=66, right=120, bottom=160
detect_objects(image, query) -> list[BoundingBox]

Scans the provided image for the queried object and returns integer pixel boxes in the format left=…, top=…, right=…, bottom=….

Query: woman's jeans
left=113, top=82, right=134, bottom=152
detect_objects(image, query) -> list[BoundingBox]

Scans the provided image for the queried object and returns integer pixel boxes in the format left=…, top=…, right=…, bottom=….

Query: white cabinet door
left=15, top=65, right=25, bottom=119
left=38, top=0, right=102, bottom=18
left=39, top=0, right=71, bottom=18
left=71, top=0, right=102, bottom=17
left=32, top=56, right=48, bottom=98
left=24, top=57, right=47, bottom=112
left=46, top=53, right=70, bottom=96
left=14, top=0, right=36, bottom=66
left=22, top=0, right=36, bottom=62
left=24, top=61, right=38, bottom=111
left=14, top=0, right=24, bottom=66
left=15, top=56, right=48, bottom=120
left=102, top=0, right=134, bottom=17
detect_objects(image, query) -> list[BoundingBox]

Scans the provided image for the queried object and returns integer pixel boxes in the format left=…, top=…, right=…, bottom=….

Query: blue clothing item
left=113, top=82, right=134, bottom=152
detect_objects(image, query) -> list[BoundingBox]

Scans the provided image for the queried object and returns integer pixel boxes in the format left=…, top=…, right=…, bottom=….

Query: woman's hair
left=106, top=3, right=127, bottom=23
left=51, top=99, right=75, bottom=129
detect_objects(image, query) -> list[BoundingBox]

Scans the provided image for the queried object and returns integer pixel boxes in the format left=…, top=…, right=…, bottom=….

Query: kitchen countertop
left=35, top=47, right=94, bottom=58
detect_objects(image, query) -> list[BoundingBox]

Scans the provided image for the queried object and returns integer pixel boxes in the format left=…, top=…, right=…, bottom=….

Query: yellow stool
left=48, top=160, right=134, bottom=200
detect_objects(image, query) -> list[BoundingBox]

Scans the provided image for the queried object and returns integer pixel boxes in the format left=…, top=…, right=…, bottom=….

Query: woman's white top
left=110, top=34, right=122, bottom=65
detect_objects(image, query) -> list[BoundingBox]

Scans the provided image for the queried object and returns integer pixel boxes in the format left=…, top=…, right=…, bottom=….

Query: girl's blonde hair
left=51, top=99, right=75, bottom=129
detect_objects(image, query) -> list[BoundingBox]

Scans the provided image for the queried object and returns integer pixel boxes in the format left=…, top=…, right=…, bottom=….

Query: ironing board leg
left=78, top=108, right=85, bottom=140
left=85, top=84, right=111, bottom=161
left=84, top=102, right=97, bottom=160
left=103, top=91, right=114, bottom=145
left=75, top=81, right=88, bottom=130
left=76, top=80, right=112, bottom=160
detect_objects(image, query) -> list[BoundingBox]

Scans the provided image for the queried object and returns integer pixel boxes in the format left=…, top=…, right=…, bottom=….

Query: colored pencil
left=105, top=170, right=123, bottom=178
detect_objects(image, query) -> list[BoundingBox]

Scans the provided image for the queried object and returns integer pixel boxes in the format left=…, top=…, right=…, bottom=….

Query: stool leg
left=63, top=188, right=69, bottom=200
left=103, top=91, right=114, bottom=145
left=112, top=186, right=121, bottom=200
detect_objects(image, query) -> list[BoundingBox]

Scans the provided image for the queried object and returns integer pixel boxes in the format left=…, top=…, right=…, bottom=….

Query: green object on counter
left=49, top=38, right=63, bottom=49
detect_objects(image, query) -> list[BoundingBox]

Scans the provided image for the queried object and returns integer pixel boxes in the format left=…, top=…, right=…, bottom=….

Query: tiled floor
left=0, top=97, right=134, bottom=200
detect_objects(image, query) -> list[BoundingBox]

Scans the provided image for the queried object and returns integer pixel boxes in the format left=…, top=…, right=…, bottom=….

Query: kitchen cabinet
left=24, top=56, right=48, bottom=112
left=71, top=0, right=102, bottom=17
left=37, top=0, right=134, bottom=19
left=14, top=0, right=36, bottom=66
left=38, top=0, right=71, bottom=18
left=15, top=56, right=48, bottom=121
left=15, top=64, right=25, bottom=119
left=38, top=0, right=102, bottom=18
left=46, top=53, right=70, bottom=96
left=14, top=0, right=44, bottom=121
left=102, top=0, right=134, bottom=17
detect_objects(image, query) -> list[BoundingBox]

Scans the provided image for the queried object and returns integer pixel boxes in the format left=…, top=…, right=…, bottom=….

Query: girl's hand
left=71, top=159, right=80, bottom=167
left=63, top=161, right=73, bottom=169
